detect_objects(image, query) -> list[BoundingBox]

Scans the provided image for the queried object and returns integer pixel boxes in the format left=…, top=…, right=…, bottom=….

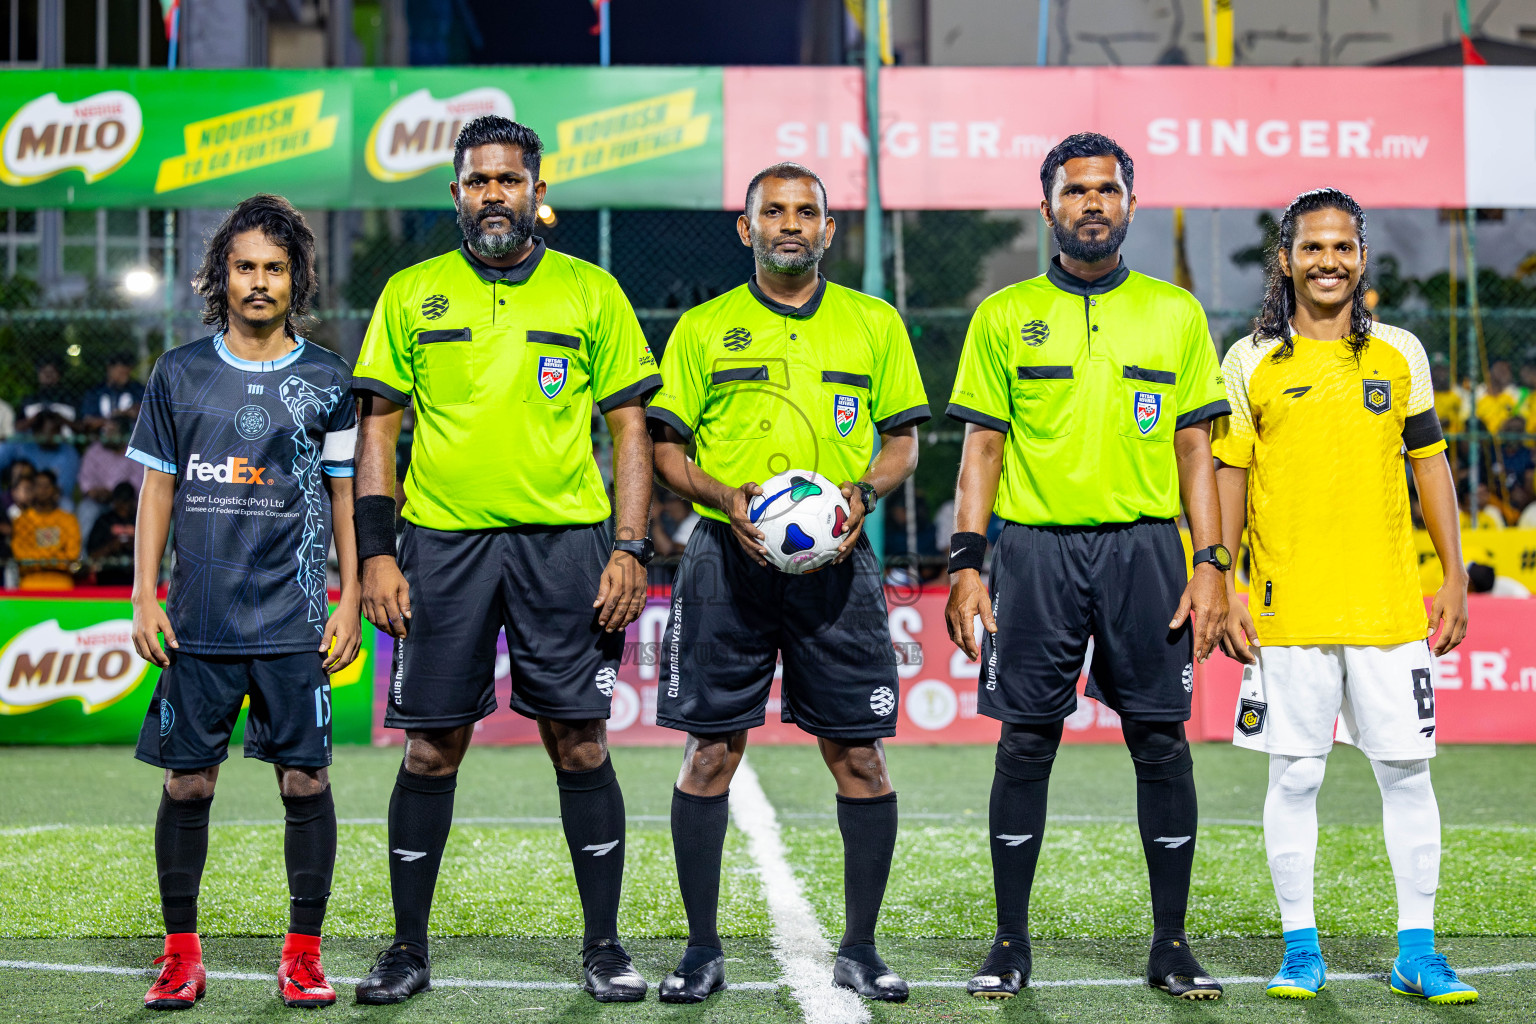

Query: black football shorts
left=384, top=521, right=623, bottom=730
left=656, top=518, right=899, bottom=741
left=978, top=517, right=1194, bottom=724
left=134, top=649, right=333, bottom=769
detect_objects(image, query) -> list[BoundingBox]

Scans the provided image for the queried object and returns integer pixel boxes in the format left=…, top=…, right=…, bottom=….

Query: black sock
left=671, top=787, right=729, bottom=954
left=1132, top=744, right=1198, bottom=944
left=282, top=787, right=337, bottom=937
left=555, top=756, right=626, bottom=949
left=990, top=737, right=1056, bottom=944
left=836, top=791, right=897, bottom=967
left=388, top=766, right=457, bottom=956
left=155, top=790, right=213, bottom=936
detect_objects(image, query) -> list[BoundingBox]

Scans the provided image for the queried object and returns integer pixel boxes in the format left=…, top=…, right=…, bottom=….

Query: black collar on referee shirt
left=747, top=273, right=827, bottom=319
left=1046, top=254, right=1130, bottom=296
left=459, top=236, right=546, bottom=284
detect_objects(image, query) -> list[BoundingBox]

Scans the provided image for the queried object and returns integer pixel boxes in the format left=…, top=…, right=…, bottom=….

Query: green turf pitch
left=2, top=742, right=1533, bottom=1023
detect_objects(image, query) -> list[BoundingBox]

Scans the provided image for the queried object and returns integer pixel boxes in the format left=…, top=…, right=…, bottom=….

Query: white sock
left=1372, top=758, right=1439, bottom=932
left=1263, top=753, right=1327, bottom=932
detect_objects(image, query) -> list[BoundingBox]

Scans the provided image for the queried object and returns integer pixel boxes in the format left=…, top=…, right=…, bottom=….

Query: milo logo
left=0, top=619, right=150, bottom=714
left=365, top=87, right=515, bottom=182
left=0, top=90, right=144, bottom=186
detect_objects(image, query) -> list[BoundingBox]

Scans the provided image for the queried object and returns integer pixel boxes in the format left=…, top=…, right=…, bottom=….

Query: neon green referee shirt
left=647, top=276, right=930, bottom=524
left=353, top=239, right=661, bottom=530
left=947, top=258, right=1229, bottom=526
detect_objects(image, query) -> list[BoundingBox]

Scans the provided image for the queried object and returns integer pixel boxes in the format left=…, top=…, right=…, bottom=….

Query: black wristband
left=948, top=532, right=987, bottom=574
left=355, top=495, right=398, bottom=562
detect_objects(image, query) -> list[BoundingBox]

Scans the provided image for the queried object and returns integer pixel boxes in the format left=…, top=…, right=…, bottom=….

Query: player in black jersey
left=128, top=195, right=360, bottom=1011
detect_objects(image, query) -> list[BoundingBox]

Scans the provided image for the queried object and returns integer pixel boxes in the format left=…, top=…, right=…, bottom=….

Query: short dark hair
left=744, top=162, right=829, bottom=218
left=193, top=194, right=317, bottom=335
left=34, top=468, right=57, bottom=487
left=453, top=116, right=543, bottom=180
left=107, top=351, right=134, bottom=367
left=1039, top=132, right=1134, bottom=200
left=111, top=481, right=137, bottom=503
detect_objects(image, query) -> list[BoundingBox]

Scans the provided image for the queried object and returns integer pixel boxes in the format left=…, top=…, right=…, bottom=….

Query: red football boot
left=145, top=933, right=206, bottom=1011
left=278, top=933, right=337, bottom=1008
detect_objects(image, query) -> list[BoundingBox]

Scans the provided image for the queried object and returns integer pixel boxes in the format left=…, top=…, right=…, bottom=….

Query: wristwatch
left=614, top=538, right=655, bottom=566
left=855, top=482, right=878, bottom=514
left=1192, top=544, right=1233, bottom=572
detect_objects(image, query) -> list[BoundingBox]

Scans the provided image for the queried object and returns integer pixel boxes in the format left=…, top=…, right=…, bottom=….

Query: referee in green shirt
left=349, top=117, right=660, bottom=1005
left=944, top=134, right=1231, bottom=1001
left=646, top=164, right=929, bottom=1004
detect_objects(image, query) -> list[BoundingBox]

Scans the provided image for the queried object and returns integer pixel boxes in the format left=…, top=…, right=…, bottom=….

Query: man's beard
left=459, top=197, right=538, bottom=260
left=752, top=229, right=826, bottom=275
left=1054, top=215, right=1129, bottom=264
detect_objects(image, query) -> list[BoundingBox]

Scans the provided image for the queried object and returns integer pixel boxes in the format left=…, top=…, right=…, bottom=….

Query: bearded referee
left=944, top=133, right=1231, bottom=1000
left=349, top=117, right=661, bottom=1004
left=646, top=163, right=929, bottom=1004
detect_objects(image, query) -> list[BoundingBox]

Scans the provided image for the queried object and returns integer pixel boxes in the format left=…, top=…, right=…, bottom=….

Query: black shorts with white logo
left=979, top=518, right=1194, bottom=725
left=656, top=518, right=899, bottom=741
left=384, top=521, right=622, bottom=730
left=134, top=649, right=333, bottom=769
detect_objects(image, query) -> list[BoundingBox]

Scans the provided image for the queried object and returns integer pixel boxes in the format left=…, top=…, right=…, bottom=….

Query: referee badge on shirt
left=834, top=394, right=859, bottom=437
left=1133, top=390, right=1162, bottom=434
left=538, top=356, right=568, bottom=398
left=1236, top=697, right=1267, bottom=737
left=1363, top=379, right=1391, bottom=415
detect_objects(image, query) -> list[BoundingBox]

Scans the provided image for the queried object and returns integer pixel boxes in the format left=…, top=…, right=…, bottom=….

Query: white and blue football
left=747, top=469, right=851, bottom=575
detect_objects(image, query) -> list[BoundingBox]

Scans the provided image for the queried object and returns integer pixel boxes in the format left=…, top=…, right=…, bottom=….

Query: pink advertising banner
left=373, top=592, right=1534, bottom=748
left=723, top=66, right=1465, bottom=210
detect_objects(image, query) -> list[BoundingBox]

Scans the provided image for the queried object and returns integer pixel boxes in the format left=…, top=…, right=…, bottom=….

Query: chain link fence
left=3, top=206, right=1535, bottom=585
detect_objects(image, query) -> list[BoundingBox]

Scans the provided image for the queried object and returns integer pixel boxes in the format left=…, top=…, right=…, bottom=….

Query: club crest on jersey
left=1363, top=379, right=1391, bottom=415
left=834, top=394, right=859, bottom=437
left=723, top=327, right=752, bottom=352
left=1020, top=319, right=1049, bottom=347
left=1134, top=390, right=1162, bottom=434
left=236, top=404, right=270, bottom=439
left=538, top=356, right=568, bottom=398
left=1236, top=697, right=1267, bottom=737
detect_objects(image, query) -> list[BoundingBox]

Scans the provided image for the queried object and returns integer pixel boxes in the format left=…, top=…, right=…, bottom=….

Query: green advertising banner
left=0, top=67, right=723, bottom=210
left=0, top=597, right=374, bottom=746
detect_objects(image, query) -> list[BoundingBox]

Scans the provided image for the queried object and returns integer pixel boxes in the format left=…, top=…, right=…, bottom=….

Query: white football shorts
left=1231, top=641, right=1438, bottom=761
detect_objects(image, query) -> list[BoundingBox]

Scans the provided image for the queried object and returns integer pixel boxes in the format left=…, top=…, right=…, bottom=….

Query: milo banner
left=0, top=67, right=723, bottom=209
left=0, top=596, right=374, bottom=745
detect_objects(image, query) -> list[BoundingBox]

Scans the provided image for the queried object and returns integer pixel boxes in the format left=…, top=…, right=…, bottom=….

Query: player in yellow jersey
left=1214, top=188, right=1476, bottom=1005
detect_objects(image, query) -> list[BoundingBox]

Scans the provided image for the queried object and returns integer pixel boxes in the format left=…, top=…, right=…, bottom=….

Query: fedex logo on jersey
left=185, top=453, right=274, bottom=485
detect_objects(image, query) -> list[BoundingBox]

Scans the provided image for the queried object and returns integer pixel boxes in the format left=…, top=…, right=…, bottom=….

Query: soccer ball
left=748, top=469, right=851, bottom=575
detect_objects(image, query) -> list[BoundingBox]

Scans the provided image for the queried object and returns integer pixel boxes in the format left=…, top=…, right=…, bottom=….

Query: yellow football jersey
left=1213, top=323, right=1447, bottom=646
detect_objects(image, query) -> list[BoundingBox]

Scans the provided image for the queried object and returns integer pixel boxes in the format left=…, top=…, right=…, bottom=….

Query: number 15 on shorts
left=314, top=684, right=332, bottom=728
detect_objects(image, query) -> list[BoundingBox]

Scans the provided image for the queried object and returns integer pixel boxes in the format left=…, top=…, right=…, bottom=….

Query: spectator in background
left=86, top=481, right=138, bottom=586
left=651, top=489, right=699, bottom=559
left=78, top=353, right=144, bottom=433
left=18, top=357, right=77, bottom=428
left=0, top=398, right=13, bottom=440
left=1495, top=414, right=1534, bottom=497
left=1474, top=359, right=1525, bottom=438
left=0, top=411, right=80, bottom=509
left=1431, top=357, right=1467, bottom=438
left=1511, top=479, right=1536, bottom=529
left=5, top=460, right=35, bottom=519
left=1467, top=562, right=1531, bottom=598
left=10, top=468, right=78, bottom=590
left=1459, top=479, right=1505, bottom=531
left=74, top=415, right=139, bottom=541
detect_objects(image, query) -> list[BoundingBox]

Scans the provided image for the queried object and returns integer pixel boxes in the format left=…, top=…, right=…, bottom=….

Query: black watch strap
left=856, top=482, right=878, bottom=514
left=1192, top=544, right=1232, bottom=572
left=614, top=538, right=654, bottom=566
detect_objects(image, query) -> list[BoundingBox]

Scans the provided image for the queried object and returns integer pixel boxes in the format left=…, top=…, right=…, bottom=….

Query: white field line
left=2, top=959, right=1531, bottom=992
left=730, top=756, right=870, bottom=1024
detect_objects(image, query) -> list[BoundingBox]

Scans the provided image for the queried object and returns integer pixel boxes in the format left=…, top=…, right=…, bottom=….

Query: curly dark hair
left=193, top=194, right=317, bottom=336
left=1038, top=132, right=1134, bottom=200
left=453, top=115, right=543, bottom=180
left=1252, top=187, right=1371, bottom=361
